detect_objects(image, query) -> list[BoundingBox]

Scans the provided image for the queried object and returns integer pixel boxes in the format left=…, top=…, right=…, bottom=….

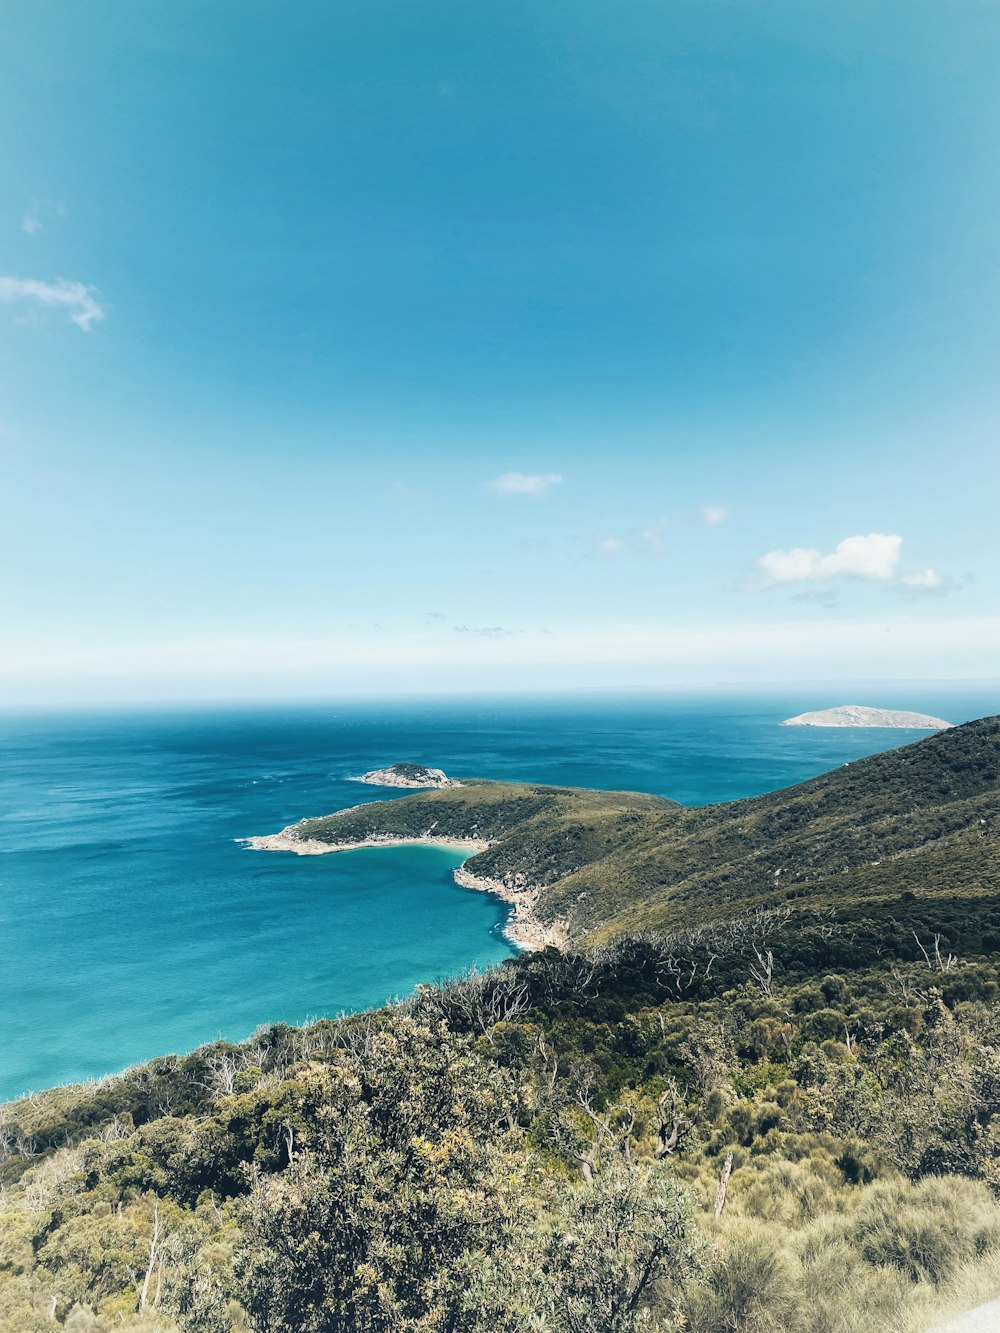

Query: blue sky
left=2, top=0, right=999, bottom=702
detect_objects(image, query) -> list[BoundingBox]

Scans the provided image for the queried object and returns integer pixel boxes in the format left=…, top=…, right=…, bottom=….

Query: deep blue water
left=1, top=689, right=996, bottom=1102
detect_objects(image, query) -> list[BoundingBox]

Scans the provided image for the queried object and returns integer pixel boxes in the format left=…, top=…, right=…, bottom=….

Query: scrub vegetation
left=2, top=720, right=999, bottom=1330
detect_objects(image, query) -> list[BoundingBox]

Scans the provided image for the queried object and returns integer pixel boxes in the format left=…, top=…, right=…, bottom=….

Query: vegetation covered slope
left=294, top=715, right=1000, bottom=945
left=1, top=916, right=999, bottom=1332
left=2, top=719, right=1000, bottom=1331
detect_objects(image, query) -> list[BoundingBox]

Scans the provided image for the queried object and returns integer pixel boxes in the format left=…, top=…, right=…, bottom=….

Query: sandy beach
left=240, top=830, right=488, bottom=857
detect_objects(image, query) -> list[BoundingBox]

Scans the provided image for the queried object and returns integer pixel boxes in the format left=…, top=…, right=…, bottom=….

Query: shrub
left=734, top=1159, right=838, bottom=1227
left=680, top=1221, right=799, bottom=1333
left=851, top=1176, right=1000, bottom=1284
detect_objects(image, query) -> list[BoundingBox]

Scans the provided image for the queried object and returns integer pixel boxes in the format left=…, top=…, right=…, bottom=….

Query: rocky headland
left=351, top=762, right=461, bottom=789
left=243, top=715, right=1000, bottom=951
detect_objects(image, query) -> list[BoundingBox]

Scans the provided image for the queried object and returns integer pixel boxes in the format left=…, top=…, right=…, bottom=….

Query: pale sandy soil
left=928, top=1297, right=1000, bottom=1332
left=241, top=831, right=486, bottom=856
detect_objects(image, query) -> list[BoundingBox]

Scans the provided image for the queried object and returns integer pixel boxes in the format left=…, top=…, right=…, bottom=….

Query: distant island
left=781, top=704, right=953, bottom=729
left=350, top=761, right=461, bottom=789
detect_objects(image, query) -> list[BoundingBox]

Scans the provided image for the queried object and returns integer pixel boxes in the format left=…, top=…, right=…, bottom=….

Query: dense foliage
left=2, top=911, right=999, bottom=1331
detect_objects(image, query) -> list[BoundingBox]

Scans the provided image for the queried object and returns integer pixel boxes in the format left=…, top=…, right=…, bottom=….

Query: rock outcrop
left=782, top=705, right=953, bottom=730
left=351, top=763, right=461, bottom=789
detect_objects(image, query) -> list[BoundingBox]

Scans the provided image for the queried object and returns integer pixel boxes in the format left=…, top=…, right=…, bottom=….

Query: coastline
left=240, top=830, right=488, bottom=857
left=453, top=865, right=569, bottom=953
left=240, top=828, right=564, bottom=953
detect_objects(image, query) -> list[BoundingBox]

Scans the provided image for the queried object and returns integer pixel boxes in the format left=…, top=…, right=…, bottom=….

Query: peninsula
left=247, top=715, right=999, bottom=953
left=782, top=704, right=954, bottom=729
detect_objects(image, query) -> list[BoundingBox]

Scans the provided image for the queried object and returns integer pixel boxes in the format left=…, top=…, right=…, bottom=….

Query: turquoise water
left=1, top=689, right=995, bottom=1102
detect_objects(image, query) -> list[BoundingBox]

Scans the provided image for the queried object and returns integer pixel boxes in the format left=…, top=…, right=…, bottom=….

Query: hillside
left=284, top=715, right=1000, bottom=948
left=2, top=719, right=1000, bottom=1331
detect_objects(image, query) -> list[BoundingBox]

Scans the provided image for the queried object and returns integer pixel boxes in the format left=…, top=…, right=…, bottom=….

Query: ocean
left=1, top=688, right=995, bottom=1103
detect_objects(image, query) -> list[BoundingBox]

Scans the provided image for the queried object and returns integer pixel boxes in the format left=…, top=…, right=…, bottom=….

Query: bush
left=734, top=1159, right=838, bottom=1227
left=680, top=1221, right=799, bottom=1333
left=538, top=1156, right=700, bottom=1333
left=851, top=1176, right=1000, bottom=1285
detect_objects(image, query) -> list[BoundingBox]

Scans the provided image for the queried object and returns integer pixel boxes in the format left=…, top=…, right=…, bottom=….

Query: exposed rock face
left=781, top=705, right=953, bottom=730
left=351, top=763, right=461, bottom=789
left=453, top=865, right=569, bottom=952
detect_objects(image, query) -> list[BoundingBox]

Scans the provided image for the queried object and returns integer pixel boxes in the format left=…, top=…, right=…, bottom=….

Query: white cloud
left=452, top=624, right=511, bottom=637
left=701, top=503, right=731, bottom=525
left=20, top=199, right=65, bottom=235
left=596, top=525, right=667, bottom=557
left=901, top=568, right=944, bottom=590
left=0, top=276, right=105, bottom=331
left=487, top=471, right=563, bottom=497
left=757, top=533, right=902, bottom=586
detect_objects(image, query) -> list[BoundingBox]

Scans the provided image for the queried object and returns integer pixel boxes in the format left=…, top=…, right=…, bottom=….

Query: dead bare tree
left=137, top=1200, right=162, bottom=1312
left=201, top=1049, right=240, bottom=1099
left=654, top=1080, right=689, bottom=1159
left=550, top=1064, right=641, bottom=1183
left=486, top=970, right=531, bottom=1025
left=749, top=945, right=775, bottom=999
left=913, top=931, right=933, bottom=969
left=887, top=965, right=927, bottom=1005
left=714, top=1151, right=734, bottom=1218
left=932, top=933, right=957, bottom=972
left=0, top=1112, right=37, bottom=1164
left=99, top=1115, right=132, bottom=1143
left=537, top=1032, right=559, bottom=1095
left=912, top=931, right=959, bottom=974
left=568, top=1067, right=612, bottom=1183
left=334, top=1013, right=384, bottom=1062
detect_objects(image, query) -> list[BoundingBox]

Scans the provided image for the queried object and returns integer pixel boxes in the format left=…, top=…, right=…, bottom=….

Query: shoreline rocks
left=453, top=866, right=569, bottom=953
left=350, top=763, right=461, bottom=789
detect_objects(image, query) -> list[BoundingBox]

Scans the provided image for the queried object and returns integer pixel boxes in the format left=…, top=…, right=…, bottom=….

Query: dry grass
left=670, top=1163, right=1000, bottom=1333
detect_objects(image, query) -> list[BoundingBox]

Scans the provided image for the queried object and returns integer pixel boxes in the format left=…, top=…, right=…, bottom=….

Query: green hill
left=292, top=714, right=1000, bottom=947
